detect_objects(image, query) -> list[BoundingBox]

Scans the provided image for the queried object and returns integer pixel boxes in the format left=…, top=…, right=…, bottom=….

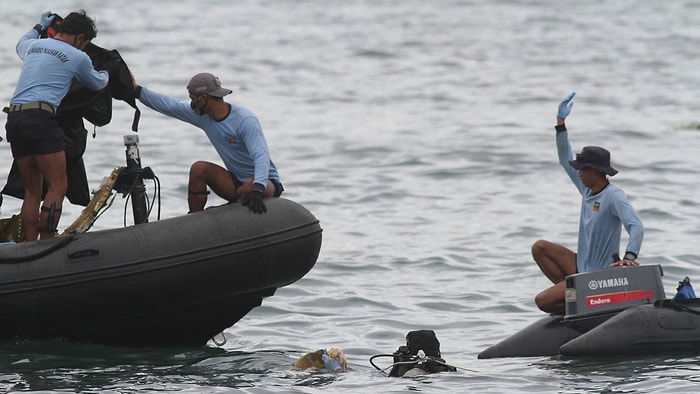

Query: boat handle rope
left=212, top=332, right=227, bottom=346
left=666, top=300, right=700, bottom=316
left=0, top=234, right=75, bottom=263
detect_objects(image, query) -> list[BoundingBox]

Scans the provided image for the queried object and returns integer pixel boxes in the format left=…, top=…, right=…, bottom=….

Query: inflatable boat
left=476, top=264, right=700, bottom=358
left=559, top=298, right=700, bottom=356
left=0, top=197, right=322, bottom=347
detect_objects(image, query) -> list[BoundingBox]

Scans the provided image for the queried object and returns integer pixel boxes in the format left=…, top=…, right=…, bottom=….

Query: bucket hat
left=568, top=146, right=618, bottom=176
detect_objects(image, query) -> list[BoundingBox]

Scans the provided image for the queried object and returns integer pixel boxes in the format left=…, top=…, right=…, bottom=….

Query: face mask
left=190, top=95, right=206, bottom=115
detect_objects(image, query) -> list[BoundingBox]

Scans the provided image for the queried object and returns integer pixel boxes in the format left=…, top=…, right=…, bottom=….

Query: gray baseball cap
left=186, top=73, right=232, bottom=97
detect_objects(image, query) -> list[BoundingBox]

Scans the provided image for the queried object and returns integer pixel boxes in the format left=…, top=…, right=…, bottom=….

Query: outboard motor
left=564, top=265, right=665, bottom=331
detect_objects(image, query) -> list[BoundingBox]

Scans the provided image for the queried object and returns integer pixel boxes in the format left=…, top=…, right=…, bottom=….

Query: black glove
left=243, top=190, right=267, bottom=214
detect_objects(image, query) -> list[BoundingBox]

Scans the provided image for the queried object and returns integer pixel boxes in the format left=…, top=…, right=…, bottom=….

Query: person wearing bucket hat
left=131, top=72, right=282, bottom=214
left=531, top=92, right=644, bottom=314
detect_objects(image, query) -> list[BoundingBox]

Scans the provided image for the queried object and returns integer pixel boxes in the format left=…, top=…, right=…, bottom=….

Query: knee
left=189, top=161, right=219, bottom=185
left=535, top=287, right=565, bottom=314
left=56, top=180, right=68, bottom=196
left=534, top=292, right=556, bottom=314
left=531, top=239, right=547, bottom=256
left=41, top=183, right=67, bottom=200
left=534, top=292, right=547, bottom=311
left=23, top=188, right=43, bottom=203
left=189, top=161, right=210, bottom=178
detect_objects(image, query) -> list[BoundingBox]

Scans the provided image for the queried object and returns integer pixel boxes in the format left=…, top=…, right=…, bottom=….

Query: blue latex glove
left=39, top=11, right=55, bottom=29
left=322, top=354, right=343, bottom=372
left=557, top=92, right=576, bottom=119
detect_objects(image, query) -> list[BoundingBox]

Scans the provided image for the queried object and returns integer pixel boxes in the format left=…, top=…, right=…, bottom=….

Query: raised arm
left=554, top=92, right=585, bottom=194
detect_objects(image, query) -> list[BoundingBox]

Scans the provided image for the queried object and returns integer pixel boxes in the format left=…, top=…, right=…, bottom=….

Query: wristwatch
left=623, top=252, right=637, bottom=261
left=33, top=24, right=43, bottom=34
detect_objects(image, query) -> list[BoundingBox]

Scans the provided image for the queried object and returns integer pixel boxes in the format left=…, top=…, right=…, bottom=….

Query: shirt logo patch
left=593, top=201, right=600, bottom=212
left=225, top=135, right=237, bottom=144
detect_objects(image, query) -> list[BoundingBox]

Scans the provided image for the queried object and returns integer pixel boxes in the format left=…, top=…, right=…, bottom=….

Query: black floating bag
left=84, top=42, right=140, bottom=131
left=58, top=77, right=112, bottom=127
left=388, top=330, right=456, bottom=377
left=56, top=42, right=141, bottom=130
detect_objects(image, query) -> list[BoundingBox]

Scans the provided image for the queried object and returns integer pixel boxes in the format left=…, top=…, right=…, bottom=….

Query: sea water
left=1, top=0, right=700, bottom=392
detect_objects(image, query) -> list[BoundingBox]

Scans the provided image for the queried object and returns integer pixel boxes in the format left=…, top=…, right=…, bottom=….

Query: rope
left=211, top=332, right=227, bottom=346
left=667, top=300, right=700, bottom=316
left=368, top=353, right=479, bottom=375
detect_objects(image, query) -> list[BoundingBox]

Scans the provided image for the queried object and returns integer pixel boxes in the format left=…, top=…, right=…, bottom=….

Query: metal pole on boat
left=124, top=135, right=148, bottom=224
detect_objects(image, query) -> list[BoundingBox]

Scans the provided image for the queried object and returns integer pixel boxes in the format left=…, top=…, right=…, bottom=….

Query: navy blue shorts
left=229, top=172, right=284, bottom=201
left=5, top=110, right=64, bottom=158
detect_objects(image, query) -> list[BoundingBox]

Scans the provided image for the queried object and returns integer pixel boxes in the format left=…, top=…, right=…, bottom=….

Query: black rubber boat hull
left=478, top=315, right=583, bottom=359
left=479, top=265, right=667, bottom=358
left=560, top=299, right=700, bottom=356
left=0, top=198, right=322, bottom=347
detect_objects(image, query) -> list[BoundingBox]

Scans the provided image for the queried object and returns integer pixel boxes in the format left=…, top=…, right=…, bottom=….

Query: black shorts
left=229, top=172, right=284, bottom=201
left=5, top=110, right=64, bottom=158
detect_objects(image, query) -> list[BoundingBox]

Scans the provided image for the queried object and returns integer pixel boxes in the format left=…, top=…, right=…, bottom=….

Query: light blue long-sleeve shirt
left=137, top=87, right=280, bottom=190
left=556, top=130, right=644, bottom=273
left=11, top=29, right=109, bottom=110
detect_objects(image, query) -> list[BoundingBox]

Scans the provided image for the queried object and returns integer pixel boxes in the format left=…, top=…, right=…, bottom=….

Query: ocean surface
left=2, top=0, right=700, bottom=392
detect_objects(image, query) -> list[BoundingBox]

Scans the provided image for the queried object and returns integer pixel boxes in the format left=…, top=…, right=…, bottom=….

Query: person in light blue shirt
left=532, top=92, right=644, bottom=314
left=132, top=73, right=282, bottom=214
left=4, top=10, right=108, bottom=241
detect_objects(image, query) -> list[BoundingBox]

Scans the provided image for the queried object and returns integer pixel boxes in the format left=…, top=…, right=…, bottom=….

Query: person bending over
left=132, top=73, right=282, bottom=214
left=5, top=10, right=108, bottom=240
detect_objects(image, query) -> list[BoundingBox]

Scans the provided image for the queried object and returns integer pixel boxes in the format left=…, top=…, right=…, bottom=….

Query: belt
left=6, top=102, right=55, bottom=114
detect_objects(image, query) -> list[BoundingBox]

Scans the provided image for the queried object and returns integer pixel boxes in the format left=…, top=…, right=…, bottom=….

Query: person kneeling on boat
left=132, top=73, right=283, bottom=214
left=532, top=92, right=644, bottom=315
